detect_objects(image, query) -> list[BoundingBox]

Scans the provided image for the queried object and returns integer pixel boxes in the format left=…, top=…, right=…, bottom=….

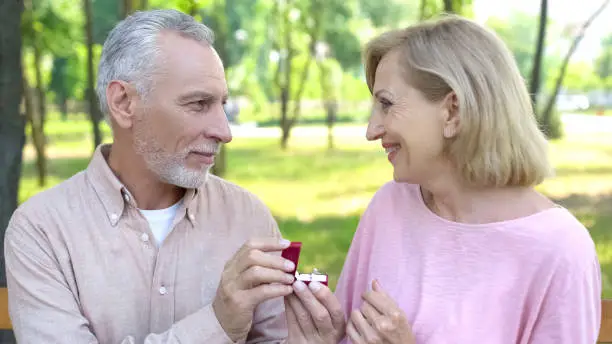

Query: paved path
left=230, top=113, right=612, bottom=138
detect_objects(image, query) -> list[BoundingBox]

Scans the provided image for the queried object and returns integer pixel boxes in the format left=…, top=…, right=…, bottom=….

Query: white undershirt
left=139, top=199, right=183, bottom=246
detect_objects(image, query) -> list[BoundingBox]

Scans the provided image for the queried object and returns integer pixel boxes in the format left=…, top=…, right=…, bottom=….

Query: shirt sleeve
left=4, top=210, right=237, bottom=344
left=528, top=254, right=601, bottom=344
left=243, top=196, right=289, bottom=343
left=334, top=197, right=379, bottom=344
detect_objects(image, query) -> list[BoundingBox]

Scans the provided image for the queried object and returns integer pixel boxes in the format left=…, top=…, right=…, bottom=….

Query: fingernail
left=280, top=239, right=291, bottom=248
left=293, top=280, right=306, bottom=291
left=286, top=273, right=295, bottom=284
left=285, top=260, right=296, bottom=271
left=309, top=281, right=322, bottom=292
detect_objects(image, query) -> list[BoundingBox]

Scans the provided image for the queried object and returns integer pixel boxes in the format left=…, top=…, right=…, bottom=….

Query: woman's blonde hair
left=364, top=15, right=553, bottom=187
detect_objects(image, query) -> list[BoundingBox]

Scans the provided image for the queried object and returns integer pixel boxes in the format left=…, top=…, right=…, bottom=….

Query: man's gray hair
left=96, top=9, right=215, bottom=117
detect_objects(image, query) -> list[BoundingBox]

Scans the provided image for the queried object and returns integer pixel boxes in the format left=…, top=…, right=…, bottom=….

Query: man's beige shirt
left=4, top=144, right=287, bottom=343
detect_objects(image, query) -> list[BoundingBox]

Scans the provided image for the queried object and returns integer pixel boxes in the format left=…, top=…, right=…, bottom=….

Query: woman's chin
left=392, top=170, right=416, bottom=184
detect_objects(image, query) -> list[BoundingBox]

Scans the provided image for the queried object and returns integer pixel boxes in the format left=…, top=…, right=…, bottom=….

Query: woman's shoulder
left=536, top=207, right=597, bottom=258
left=369, top=181, right=421, bottom=206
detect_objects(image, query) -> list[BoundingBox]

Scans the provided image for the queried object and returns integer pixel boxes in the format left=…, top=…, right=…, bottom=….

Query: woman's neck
left=420, top=176, right=553, bottom=224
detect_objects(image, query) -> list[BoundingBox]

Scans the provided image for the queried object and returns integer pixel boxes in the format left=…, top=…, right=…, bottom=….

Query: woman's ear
left=106, top=80, right=138, bottom=129
left=442, top=91, right=460, bottom=139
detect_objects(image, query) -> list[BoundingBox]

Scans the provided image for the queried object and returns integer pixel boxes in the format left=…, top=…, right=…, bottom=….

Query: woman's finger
left=362, top=280, right=401, bottom=317
left=292, top=280, right=335, bottom=335
left=309, top=281, right=346, bottom=333
left=286, top=293, right=317, bottom=335
left=284, top=296, right=304, bottom=337
left=347, top=319, right=366, bottom=344
left=361, top=300, right=384, bottom=329
left=350, top=309, right=383, bottom=344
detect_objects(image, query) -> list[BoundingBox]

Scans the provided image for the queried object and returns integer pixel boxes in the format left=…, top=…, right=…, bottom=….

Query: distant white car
left=556, top=94, right=590, bottom=111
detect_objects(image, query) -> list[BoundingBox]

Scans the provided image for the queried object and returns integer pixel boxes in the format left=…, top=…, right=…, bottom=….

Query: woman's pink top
left=335, top=181, right=601, bottom=343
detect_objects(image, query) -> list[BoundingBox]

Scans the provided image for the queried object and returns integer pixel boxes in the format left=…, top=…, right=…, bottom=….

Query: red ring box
left=281, top=241, right=328, bottom=286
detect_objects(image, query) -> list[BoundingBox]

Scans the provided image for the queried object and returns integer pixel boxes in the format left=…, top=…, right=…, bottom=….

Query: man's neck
left=106, top=143, right=185, bottom=210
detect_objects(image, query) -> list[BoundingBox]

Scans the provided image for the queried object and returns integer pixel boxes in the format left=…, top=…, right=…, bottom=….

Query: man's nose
left=205, top=105, right=232, bottom=144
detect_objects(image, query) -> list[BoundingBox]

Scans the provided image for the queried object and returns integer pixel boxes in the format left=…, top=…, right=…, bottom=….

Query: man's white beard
left=133, top=129, right=217, bottom=189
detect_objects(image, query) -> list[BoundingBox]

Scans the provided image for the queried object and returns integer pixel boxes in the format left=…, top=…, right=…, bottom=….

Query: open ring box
left=281, top=242, right=328, bottom=286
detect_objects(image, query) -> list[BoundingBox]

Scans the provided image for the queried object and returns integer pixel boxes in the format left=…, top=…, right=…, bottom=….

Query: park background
left=1, top=0, right=612, bottom=300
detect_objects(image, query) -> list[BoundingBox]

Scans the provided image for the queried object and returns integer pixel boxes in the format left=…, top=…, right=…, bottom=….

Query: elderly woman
left=328, top=15, right=602, bottom=344
left=283, top=15, right=601, bottom=344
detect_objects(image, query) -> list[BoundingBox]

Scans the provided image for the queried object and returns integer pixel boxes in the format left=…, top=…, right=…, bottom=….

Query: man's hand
left=213, top=238, right=297, bottom=342
left=347, top=280, right=415, bottom=344
left=285, top=280, right=346, bottom=344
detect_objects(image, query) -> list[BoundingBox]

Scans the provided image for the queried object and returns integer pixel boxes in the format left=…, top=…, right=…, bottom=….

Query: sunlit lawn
left=19, top=116, right=612, bottom=294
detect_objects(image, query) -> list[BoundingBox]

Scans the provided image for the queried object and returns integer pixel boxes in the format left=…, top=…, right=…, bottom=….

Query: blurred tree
left=122, top=0, right=149, bottom=17
left=0, top=0, right=24, bottom=341
left=50, top=57, right=70, bottom=121
left=540, top=0, right=610, bottom=137
left=596, top=34, right=612, bottom=92
left=487, top=13, right=538, bottom=79
left=529, top=0, right=547, bottom=109
left=93, top=0, right=122, bottom=43
left=443, top=0, right=453, bottom=12
left=84, top=0, right=103, bottom=149
left=21, top=0, right=83, bottom=185
left=359, top=0, right=418, bottom=27
left=23, top=0, right=49, bottom=187
left=564, top=61, right=600, bottom=91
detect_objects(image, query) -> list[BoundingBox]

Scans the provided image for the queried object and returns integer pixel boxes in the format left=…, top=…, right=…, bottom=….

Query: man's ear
left=106, top=80, right=138, bottom=129
left=441, top=91, right=460, bottom=139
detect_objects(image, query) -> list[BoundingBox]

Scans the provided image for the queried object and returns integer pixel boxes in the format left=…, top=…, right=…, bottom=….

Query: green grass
left=18, top=120, right=612, bottom=294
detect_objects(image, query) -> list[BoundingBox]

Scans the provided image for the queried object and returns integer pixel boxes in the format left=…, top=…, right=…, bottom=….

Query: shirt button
left=123, top=194, right=130, bottom=202
left=140, top=233, right=149, bottom=242
left=189, top=214, right=195, bottom=221
left=110, top=213, right=118, bottom=221
left=159, top=286, right=167, bottom=295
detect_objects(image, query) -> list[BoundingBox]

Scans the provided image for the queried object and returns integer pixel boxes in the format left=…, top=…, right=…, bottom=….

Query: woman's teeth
left=385, top=146, right=400, bottom=153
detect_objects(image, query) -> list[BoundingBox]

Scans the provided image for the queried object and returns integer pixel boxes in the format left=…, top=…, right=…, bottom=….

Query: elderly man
left=4, top=9, right=344, bottom=344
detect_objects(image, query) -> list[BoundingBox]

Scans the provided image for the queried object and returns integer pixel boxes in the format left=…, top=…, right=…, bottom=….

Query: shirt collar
left=86, top=144, right=201, bottom=227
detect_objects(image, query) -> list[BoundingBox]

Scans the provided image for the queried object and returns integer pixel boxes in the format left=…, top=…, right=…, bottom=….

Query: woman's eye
left=379, top=98, right=392, bottom=111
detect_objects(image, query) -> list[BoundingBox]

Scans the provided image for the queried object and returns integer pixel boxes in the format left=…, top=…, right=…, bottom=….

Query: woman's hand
left=285, top=280, right=346, bottom=344
left=347, top=280, right=415, bottom=344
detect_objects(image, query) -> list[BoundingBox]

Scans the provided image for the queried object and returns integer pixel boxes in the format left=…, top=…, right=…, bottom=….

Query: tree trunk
left=188, top=0, right=198, bottom=16
left=279, top=86, right=290, bottom=150
left=279, top=1, right=293, bottom=150
left=540, top=0, right=610, bottom=136
left=0, top=0, right=24, bottom=341
left=60, top=95, right=68, bottom=121
left=210, top=0, right=229, bottom=177
left=326, top=101, right=337, bottom=150
left=420, top=0, right=428, bottom=20
left=443, top=0, right=454, bottom=13
left=316, top=59, right=336, bottom=150
left=23, top=78, right=46, bottom=187
left=122, top=0, right=133, bottom=17
left=529, top=0, right=547, bottom=110
left=28, top=1, right=47, bottom=187
left=84, top=0, right=103, bottom=150
left=32, top=42, right=47, bottom=127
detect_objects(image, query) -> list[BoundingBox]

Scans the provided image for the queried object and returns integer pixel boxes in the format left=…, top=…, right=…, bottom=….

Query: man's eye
left=188, top=101, right=208, bottom=111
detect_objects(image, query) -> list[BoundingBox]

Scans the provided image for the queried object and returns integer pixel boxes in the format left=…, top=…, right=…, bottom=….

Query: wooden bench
left=0, top=288, right=609, bottom=340
left=0, top=288, right=10, bottom=330
left=600, top=299, right=612, bottom=343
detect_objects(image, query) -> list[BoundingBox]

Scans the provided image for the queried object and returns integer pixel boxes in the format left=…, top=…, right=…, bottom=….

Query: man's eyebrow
left=178, top=91, right=227, bottom=102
